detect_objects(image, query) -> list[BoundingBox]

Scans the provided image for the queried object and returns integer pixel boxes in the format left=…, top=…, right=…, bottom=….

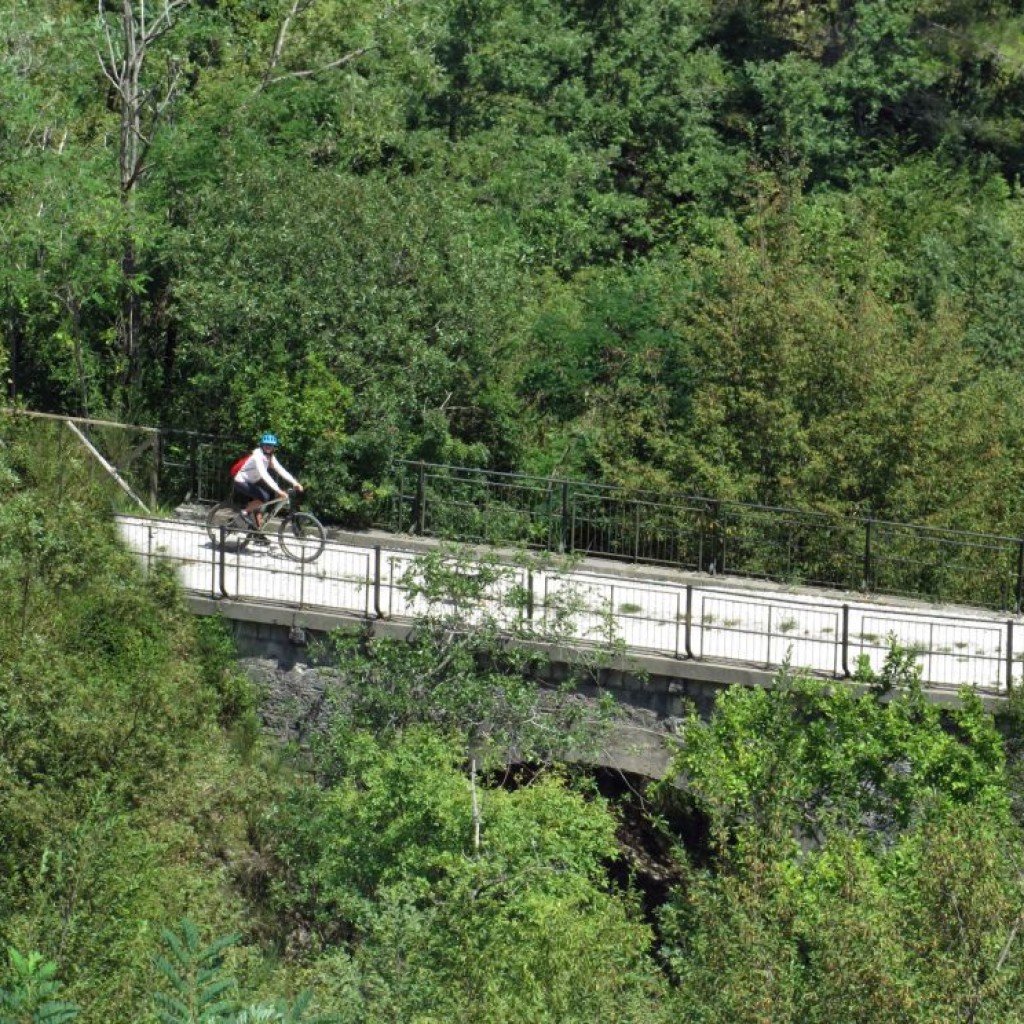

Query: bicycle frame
left=252, top=496, right=289, bottom=532
left=251, top=488, right=301, bottom=533
left=206, top=487, right=325, bottom=562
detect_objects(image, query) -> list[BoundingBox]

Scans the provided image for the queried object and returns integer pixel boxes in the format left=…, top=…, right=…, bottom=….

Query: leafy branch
left=0, top=948, right=77, bottom=1024
left=153, top=920, right=338, bottom=1024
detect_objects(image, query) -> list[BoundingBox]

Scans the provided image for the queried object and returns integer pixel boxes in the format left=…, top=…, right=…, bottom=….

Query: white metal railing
left=116, top=516, right=1020, bottom=695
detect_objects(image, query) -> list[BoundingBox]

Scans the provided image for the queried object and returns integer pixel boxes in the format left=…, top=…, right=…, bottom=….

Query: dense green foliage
left=0, top=421, right=664, bottom=1019
left=0, top=417, right=293, bottom=1018
left=5, top=419, right=1024, bottom=1018
left=7, top=3, right=1024, bottom=1014
left=5, top=0, right=1024, bottom=529
left=658, top=653, right=1024, bottom=1022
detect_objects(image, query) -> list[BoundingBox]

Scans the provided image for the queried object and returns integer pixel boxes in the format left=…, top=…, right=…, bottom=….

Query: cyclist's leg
left=234, top=481, right=270, bottom=527
left=251, top=484, right=274, bottom=527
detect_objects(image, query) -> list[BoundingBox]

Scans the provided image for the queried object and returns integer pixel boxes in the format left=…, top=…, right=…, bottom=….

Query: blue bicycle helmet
left=260, top=432, right=279, bottom=447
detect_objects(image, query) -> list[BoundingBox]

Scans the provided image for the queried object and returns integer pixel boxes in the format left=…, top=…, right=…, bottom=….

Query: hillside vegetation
left=7, top=2, right=1024, bottom=1018
left=5, top=418, right=1024, bottom=1020
left=5, top=0, right=1024, bottom=529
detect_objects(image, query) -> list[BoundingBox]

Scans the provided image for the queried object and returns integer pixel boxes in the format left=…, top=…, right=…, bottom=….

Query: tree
left=312, top=545, right=622, bottom=767
left=656, top=647, right=1024, bottom=1022
left=263, top=727, right=667, bottom=1022
left=0, top=3, right=120, bottom=415
left=0, top=417, right=291, bottom=1020
left=160, top=156, right=534, bottom=516
left=668, top=646, right=1009, bottom=851
left=97, top=0, right=191, bottom=397
left=253, top=546, right=665, bottom=1018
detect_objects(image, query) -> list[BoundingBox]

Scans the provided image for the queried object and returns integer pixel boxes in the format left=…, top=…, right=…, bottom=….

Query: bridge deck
left=115, top=513, right=1022, bottom=703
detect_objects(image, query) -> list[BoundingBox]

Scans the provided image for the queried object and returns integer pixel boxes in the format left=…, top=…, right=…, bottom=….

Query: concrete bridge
left=116, top=512, right=1020, bottom=776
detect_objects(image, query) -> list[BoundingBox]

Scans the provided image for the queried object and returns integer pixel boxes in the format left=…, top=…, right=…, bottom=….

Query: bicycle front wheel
left=277, top=512, right=326, bottom=562
left=206, top=502, right=251, bottom=551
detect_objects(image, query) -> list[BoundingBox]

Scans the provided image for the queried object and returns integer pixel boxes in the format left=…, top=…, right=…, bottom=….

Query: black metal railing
left=384, top=460, right=1024, bottom=612
left=13, top=402, right=1022, bottom=614
left=156, top=429, right=250, bottom=506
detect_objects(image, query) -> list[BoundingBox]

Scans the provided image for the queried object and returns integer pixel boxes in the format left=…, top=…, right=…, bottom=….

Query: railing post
left=560, top=479, right=570, bottom=554
left=1007, top=619, right=1015, bottom=693
left=413, top=461, right=426, bottom=535
left=1015, top=540, right=1024, bottom=614
left=697, top=508, right=705, bottom=575
left=841, top=604, right=850, bottom=677
left=673, top=590, right=682, bottom=659
left=684, top=584, right=693, bottom=659
left=150, top=432, right=161, bottom=510
left=217, top=527, right=228, bottom=598
left=373, top=545, right=383, bottom=618
left=702, top=502, right=720, bottom=574
left=210, top=527, right=218, bottom=598
left=188, top=434, right=199, bottom=503
left=863, top=519, right=873, bottom=592
left=526, top=570, right=535, bottom=621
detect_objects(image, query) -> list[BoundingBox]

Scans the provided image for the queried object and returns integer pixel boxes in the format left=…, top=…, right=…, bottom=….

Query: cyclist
left=233, top=433, right=303, bottom=544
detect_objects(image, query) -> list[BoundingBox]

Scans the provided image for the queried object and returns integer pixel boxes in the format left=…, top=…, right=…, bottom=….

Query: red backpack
left=229, top=454, right=249, bottom=478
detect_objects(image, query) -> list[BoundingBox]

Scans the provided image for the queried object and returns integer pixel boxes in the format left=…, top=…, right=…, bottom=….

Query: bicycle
left=205, top=488, right=327, bottom=563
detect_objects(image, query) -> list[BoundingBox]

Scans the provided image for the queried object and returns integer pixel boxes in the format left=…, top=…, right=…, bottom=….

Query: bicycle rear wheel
left=206, top=501, right=251, bottom=551
left=277, top=512, right=326, bottom=562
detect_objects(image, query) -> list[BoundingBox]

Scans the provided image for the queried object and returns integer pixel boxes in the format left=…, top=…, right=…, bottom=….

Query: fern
left=232, top=1012, right=279, bottom=1024
left=153, top=922, right=338, bottom=1024
left=235, top=991, right=338, bottom=1023
left=152, top=921, right=238, bottom=1024
left=0, top=948, right=78, bottom=1024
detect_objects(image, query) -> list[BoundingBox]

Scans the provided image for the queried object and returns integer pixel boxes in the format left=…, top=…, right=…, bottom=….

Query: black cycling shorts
left=233, top=479, right=273, bottom=504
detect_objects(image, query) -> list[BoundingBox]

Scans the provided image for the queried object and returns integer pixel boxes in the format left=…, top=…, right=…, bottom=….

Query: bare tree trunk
left=98, top=0, right=187, bottom=394
left=58, top=285, right=90, bottom=417
left=470, top=755, right=481, bottom=852
left=121, top=233, right=141, bottom=390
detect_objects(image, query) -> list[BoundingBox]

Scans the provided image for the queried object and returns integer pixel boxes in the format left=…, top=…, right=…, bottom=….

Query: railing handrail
left=116, top=513, right=1017, bottom=696
left=8, top=403, right=1023, bottom=612
left=388, top=459, right=1024, bottom=612
left=393, top=458, right=1023, bottom=546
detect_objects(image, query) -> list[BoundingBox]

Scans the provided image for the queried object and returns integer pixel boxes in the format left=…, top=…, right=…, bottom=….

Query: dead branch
left=260, top=45, right=372, bottom=89
left=255, top=0, right=420, bottom=92
left=262, top=0, right=317, bottom=88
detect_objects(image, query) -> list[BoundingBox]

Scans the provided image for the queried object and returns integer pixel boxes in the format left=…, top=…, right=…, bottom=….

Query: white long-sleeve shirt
left=234, top=448, right=299, bottom=492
